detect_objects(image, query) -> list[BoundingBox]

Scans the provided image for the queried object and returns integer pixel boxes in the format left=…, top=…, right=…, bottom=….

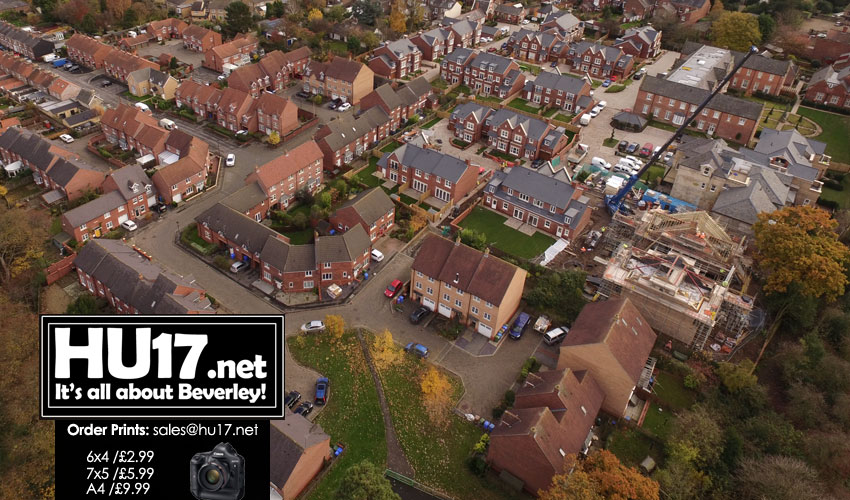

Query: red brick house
left=565, top=41, right=634, bottom=80
left=74, top=239, right=213, bottom=314
left=540, top=10, right=584, bottom=41
left=581, top=0, right=612, bottom=12
left=368, top=39, right=422, bottom=80
left=805, top=62, right=850, bottom=109
left=494, top=2, right=526, bottom=24
left=204, top=34, right=258, bottom=73
left=485, top=164, right=591, bottom=239
left=213, top=87, right=257, bottom=133
left=175, top=79, right=223, bottom=119
left=61, top=191, right=130, bottom=243
left=359, top=77, right=434, bottom=131
left=439, top=46, right=477, bottom=85
left=450, top=101, right=494, bottom=143
left=182, top=25, right=222, bottom=52
left=622, top=0, right=653, bottom=21
left=812, top=29, right=850, bottom=65
left=485, top=109, right=573, bottom=161
left=315, top=107, right=391, bottom=169
left=101, top=104, right=167, bottom=157
left=148, top=18, right=188, bottom=39
left=636, top=76, right=762, bottom=144
left=523, top=70, right=591, bottom=113
left=613, top=26, right=662, bottom=60
left=412, top=27, right=456, bottom=61
left=441, top=48, right=526, bottom=98
left=655, top=0, right=710, bottom=25
left=103, top=50, right=159, bottom=83
left=450, top=19, right=482, bottom=49
left=101, top=164, right=158, bottom=218
left=377, top=143, right=478, bottom=204
left=65, top=33, right=113, bottom=69
left=244, top=140, right=324, bottom=211
left=680, top=42, right=796, bottom=97
left=227, top=47, right=311, bottom=97
left=151, top=134, right=211, bottom=204
left=269, top=414, right=331, bottom=500
left=254, top=92, right=298, bottom=137
left=506, top=29, right=566, bottom=63
left=329, top=187, right=395, bottom=242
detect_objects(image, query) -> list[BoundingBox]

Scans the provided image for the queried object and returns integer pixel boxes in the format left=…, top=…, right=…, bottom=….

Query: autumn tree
left=268, top=130, right=280, bottom=145
left=307, top=8, right=323, bottom=22
left=711, top=12, right=762, bottom=52
left=371, top=329, right=401, bottom=370
left=335, top=460, right=400, bottom=500
left=389, top=0, right=407, bottom=36
left=408, top=1, right=425, bottom=31
left=0, top=208, right=47, bottom=285
left=460, top=228, right=486, bottom=251
left=324, top=314, right=345, bottom=339
left=539, top=450, right=659, bottom=500
left=361, top=31, right=380, bottom=50
left=106, top=0, right=132, bottom=23
left=708, top=0, right=725, bottom=20
left=420, top=366, right=452, bottom=426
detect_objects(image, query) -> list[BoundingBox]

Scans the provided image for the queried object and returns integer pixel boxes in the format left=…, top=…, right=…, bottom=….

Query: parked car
left=409, top=306, right=431, bottom=324
left=315, top=377, right=329, bottom=405
left=120, top=220, right=138, bottom=231
left=596, top=100, right=607, bottom=110
left=225, top=153, right=235, bottom=167
left=588, top=105, right=603, bottom=118
left=639, top=143, right=654, bottom=157
left=235, top=130, right=248, bottom=137
left=370, top=249, right=385, bottom=262
left=336, top=102, right=351, bottom=112
left=134, top=102, right=150, bottom=112
left=543, top=326, right=569, bottom=345
left=300, top=320, right=325, bottom=333
left=384, top=279, right=403, bottom=298
left=617, top=140, right=629, bottom=152
left=509, top=312, right=531, bottom=340
left=626, top=142, right=639, bottom=154
left=230, top=261, right=248, bottom=273
left=633, top=72, right=643, bottom=80
left=217, top=74, right=227, bottom=81
left=591, top=156, right=611, bottom=170
left=501, top=42, right=508, bottom=49
left=59, top=133, right=74, bottom=144
left=328, top=98, right=341, bottom=110
left=488, top=47, right=497, bottom=52
left=295, top=90, right=310, bottom=99
left=152, top=203, right=167, bottom=214
left=285, top=390, right=301, bottom=409
left=101, top=80, right=112, bottom=87
left=521, top=19, right=529, bottom=24
left=294, top=401, right=314, bottom=416
left=404, top=342, right=429, bottom=358
left=602, top=78, right=612, bottom=87
left=663, top=151, right=675, bottom=164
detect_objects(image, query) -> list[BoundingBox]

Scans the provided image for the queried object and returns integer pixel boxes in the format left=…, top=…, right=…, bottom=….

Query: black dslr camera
left=189, top=442, right=245, bottom=500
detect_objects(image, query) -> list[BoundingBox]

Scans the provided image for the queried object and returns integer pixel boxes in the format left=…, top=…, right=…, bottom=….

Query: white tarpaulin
left=541, top=238, right=568, bottom=266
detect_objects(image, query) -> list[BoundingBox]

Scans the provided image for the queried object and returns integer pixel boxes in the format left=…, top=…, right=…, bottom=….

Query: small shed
left=612, top=111, right=647, bottom=132
left=640, top=456, right=656, bottom=474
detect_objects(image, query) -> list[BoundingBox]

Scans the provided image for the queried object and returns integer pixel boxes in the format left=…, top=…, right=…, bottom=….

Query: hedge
left=801, top=101, right=850, bottom=116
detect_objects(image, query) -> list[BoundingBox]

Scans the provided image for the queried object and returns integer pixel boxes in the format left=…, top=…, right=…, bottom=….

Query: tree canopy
left=525, top=270, right=586, bottom=323
left=711, top=12, right=763, bottom=51
left=0, top=207, right=48, bottom=285
left=335, top=460, right=400, bottom=500
left=538, top=450, right=659, bottom=500
left=225, top=1, right=255, bottom=37
left=389, top=0, right=407, bottom=35
left=351, top=0, right=382, bottom=25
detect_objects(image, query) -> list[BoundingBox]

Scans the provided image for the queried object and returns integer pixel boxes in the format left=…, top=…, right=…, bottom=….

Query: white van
left=579, top=114, right=592, bottom=126
left=591, top=157, right=611, bottom=170
left=134, top=102, right=150, bottom=113
left=42, top=53, right=58, bottom=63
left=159, top=118, right=176, bottom=131
left=543, top=326, right=569, bottom=345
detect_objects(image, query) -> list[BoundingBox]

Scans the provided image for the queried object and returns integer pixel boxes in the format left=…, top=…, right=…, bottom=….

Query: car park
left=294, top=401, right=314, bottom=416
left=229, top=261, right=248, bottom=273
left=639, top=143, right=654, bottom=157
left=120, top=220, right=138, bottom=231
left=337, top=102, right=351, bottom=112
left=285, top=391, right=301, bottom=408
left=409, top=306, right=431, bottom=324
left=370, top=249, right=385, bottom=262
left=625, top=155, right=643, bottom=167
left=509, top=312, right=531, bottom=340
left=225, top=153, right=235, bottom=167
left=300, top=320, right=325, bottom=333
left=591, top=156, right=611, bottom=170
left=613, top=162, right=636, bottom=175
left=617, top=140, right=629, bottom=152
left=602, top=78, right=611, bottom=87
left=384, top=279, right=403, bottom=298
left=59, top=133, right=74, bottom=144
left=404, top=342, right=429, bottom=358
left=543, top=326, right=569, bottom=345
left=315, top=377, right=329, bottom=405
left=626, top=142, right=639, bottom=154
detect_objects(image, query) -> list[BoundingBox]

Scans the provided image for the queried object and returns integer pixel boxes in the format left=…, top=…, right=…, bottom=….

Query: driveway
left=136, top=39, right=205, bottom=70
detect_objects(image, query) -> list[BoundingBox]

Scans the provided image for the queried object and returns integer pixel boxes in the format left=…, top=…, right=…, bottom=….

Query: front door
left=556, top=226, right=563, bottom=237
left=707, top=123, right=716, bottom=135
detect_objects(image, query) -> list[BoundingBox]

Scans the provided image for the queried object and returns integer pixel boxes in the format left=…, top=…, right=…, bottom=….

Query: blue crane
left=605, top=45, right=760, bottom=215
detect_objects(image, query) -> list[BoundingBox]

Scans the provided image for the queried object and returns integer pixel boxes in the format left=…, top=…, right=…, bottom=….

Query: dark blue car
left=509, top=312, right=531, bottom=340
left=315, top=377, right=329, bottom=405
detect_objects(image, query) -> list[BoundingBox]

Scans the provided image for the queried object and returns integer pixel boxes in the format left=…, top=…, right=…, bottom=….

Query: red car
left=385, top=279, right=403, bottom=298
left=639, top=143, right=653, bottom=157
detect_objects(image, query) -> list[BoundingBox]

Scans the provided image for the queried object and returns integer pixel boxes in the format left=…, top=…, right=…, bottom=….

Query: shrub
left=213, top=255, right=230, bottom=270
left=817, top=198, right=840, bottom=210
left=466, top=455, right=489, bottom=476
left=504, top=390, right=515, bottom=407
left=824, top=179, right=844, bottom=191
left=492, top=404, right=505, bottom=419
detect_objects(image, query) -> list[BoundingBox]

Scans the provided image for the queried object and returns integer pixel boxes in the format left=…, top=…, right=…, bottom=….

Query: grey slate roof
left=469, top=51, right=515, bottom=74
left=419, top=27, right=453, bottom=46
left=485, top=108, right=551, bottom=142
left=639, top=75, right=763, bottom=120
left=284, top=244, right=317, bottom=272
left=492, top=165, right=576, bottom=210
left=62, top=191, right=125, bottom=227
left=335, top=187, right=394, bottom=226
left=809, top=64, right=850, bottom=91
left=384, top=38, right=421, bottom=59
left=195, top=202, right=279, bottom=256
left=752, top=128, right=826, bottom=163
left=221, top=181, right=267, bottom=213
left=378, top=143, right=471, bottom=183
left=316, top=224, right=370, bottom=263
left=527, top=70, right=587, bottom=94
left=451, top=19, right=479, bottom=37
left=451, top=101, right=494, bottom=123
left=107, top=164, right=154, bottom=202
left=611, top=111, right=647, bottom=128
left=401, top=76, right=432, bottom=103
left=711, top=168, right=790, bottom=225
left=370, top=83, right=404, bottom=111
left=447, top=47, right=476, bottom=65
left=545, top=10, right=582, bottom=31
left=65, top=108, right=99, bottom=127
left=269, top=415, right=329, bottom=491
left=320, top=107, right=389, bottom=151
left=48, top=158, right=102, bottom=188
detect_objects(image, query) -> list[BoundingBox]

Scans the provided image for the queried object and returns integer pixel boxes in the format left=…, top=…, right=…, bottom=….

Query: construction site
left=597, top=209, right=756, bottom=351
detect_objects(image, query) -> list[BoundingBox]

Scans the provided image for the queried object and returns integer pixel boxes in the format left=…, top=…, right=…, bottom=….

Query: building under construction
left=598, top=209, right=754, bottom=350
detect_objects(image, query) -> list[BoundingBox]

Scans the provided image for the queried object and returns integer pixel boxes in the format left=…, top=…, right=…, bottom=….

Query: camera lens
left=199, top=463, right=227, bottom=491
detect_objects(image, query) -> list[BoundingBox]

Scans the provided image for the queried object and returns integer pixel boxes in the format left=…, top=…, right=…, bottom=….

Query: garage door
left=147, top=195, right=156, bottom=207
left=477, top=323, right=493, bottom=338
left=117, top=214, right=129, bottom=224
left=422, top=297, right=435, bottom=311
left=173, top=193, right=182, bottom=203
left=438, top=303, right=452, bottom=318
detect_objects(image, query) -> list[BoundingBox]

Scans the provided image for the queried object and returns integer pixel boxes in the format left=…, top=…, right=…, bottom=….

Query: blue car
left=405, top=342, right=429, bottom=358
left=509, top=312, right=531, bottom=340
left=602, top=79, right=612, bottom=87
left=315, top=377, right=329, bottom=405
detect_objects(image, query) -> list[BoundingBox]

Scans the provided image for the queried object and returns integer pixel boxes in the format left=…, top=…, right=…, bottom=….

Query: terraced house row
left=440, top=48, right=526, bottom=98
left=65, top=34, right=158, bottom=82
left=0, top=52, right=81, bottom=100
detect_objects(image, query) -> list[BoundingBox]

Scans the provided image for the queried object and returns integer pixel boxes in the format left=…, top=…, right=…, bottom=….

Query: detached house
left=227, top=47, right=311, bottom=97
left=204, top=34, right=258, bottom=73
left=507, top=29, right=566, bottom=64
left=805, top=59, right=850, bottom=108
left=410, top=234, right=527, bottom=339
left=486, top=165, right=591, bottom=239
left=565, top=41, right=634, bottom=80
left=377, top=143, right=478, bottom=204
left=254, top=92, right=299, bottom=137
left=127, top=67, right=179, bottom=100
left=369, top=39, right=422, bottom=80
left=655, top=0, right=710, bottom=25
left=329, top=187, right=395, bottom=242
left=450, top=19, right=482, bottom=49
left=485, top=109, right=573, bottom=161
left=303, top=56, right=374, bottom=104
left=182, top=25, right=222, bottom=53
left=411, top=27, right=456, bottom=61
left=540, top=10, right=584, bottom=41
left=523, top=70, right=591, bottom=113
left=450, top=102, right=494, bottom=143
left=244, top=140, right=324, bottom=211
left=613, top=26, right=662, bottom=60
left=151, top=130, right=211, bottom=204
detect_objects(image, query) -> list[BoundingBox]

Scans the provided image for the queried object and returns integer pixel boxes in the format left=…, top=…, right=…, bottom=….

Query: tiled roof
left=639, top=75, right=763, bottom=120
left=196, top=202, right=280, bottom=255
left=269, top=414, right=329, bottom=491
left=527, top=70, right=587, bottom=94
left=62, top=191, right=125, bottom=227
left=107, top=164, right=155, bottom=201
left=221, top=181, right=267, bottom=213
left=451, top=101, right=494, bottom=123
left=247, top=140, right=322, bottom=192
left=334, top=187, right=394, bottom=226
left=315, top=224, right=370, bottom=263
left=377, top=143, right=470, bottom=183
left=318, top=107, right=389, bottom=151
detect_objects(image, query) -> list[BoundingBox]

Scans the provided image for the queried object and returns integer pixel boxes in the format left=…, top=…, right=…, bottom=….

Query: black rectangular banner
left=40, top=315, right=284, bottom=419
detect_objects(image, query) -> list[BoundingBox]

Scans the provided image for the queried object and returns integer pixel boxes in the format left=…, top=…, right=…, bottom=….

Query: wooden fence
left=45, top=252, right=76, bottom=285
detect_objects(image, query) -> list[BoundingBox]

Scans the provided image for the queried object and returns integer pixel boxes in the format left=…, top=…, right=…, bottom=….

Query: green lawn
left=605, top=84, right=626, bottom=93
left=607, top=428, right=663, bottom=468
left=420, top=117, right=442, bottom=129
left=488, top=149, right=519, bottom=162
left=452, top=138, right=470, bottom=148
left=371, top=337, right=514, bottom=500
left=181, top=224, right=218, bottom=255
left=328, top=40, right=349, bottom=57
left=459, top=206, right=555, bottom=260
left=381, top=140, right=402, bottom=153
left=353, top=157, right=382, bottom=188
left=507, top=97, right=542, bottom=114
left=797, top=107, right=850, bottom=163
left=287, top=331, right=386, bottom=500
left=820, top=171, right=850, bottom=208
left=475, top=95, right=503, bottom=106
left=554, top=113, right=574, bottom=123
left=653, top=372, right=696, bottom=410
left=281, top=227, right=314, bottom=244
left=542, top=107, right=559, bottom=118
left=602, top=138, right=619, bottom=148
left=431, top=78, right=449, bottom=90
left=640, top=164, right=665, bottom=184
left=518, top=63, right=542, bottom=75
left=399, top=193, right=418, bottom=205
left=456, top=84, right=472, bottom=95
left=641, top=402, right=674, bottom=440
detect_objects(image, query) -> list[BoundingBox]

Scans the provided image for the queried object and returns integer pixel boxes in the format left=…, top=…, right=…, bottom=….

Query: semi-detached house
left=565, top=41, right=634, bottom=80
left=450, top=102, right=494, bottom=142
left=613, top=26, right=662, bottom=60
left=485, top=108, right=572, bottom=161
left=303, top=56, right=374, bottom=105
left=358, top=77, right=434, bottom=131
left=368, top=39, right=422, bottom=80
left=377, top=143, right=478, bottom=204
left=410, top=234, right=527, bottom=339
left=410, top=27, right=456, bottom=61
left=227, top=47, right=311, bottom=97
left=507, top=29, right=568, bottom=64
left=182, top=25, right=222, bottom=53
left=440, top=48, right=526, bottom=98
left=314, top=107, right=391, bottom=169
left=329, top=187, right=395, bottom=242
left=204, top=34, right=258, bottom=73
left=151, top=129, right=211, bottom=204
left=523, top=70, right=591, bottom=113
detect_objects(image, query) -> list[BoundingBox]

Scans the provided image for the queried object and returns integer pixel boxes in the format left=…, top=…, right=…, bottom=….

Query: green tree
left=351, top=0, right=381, bottom=25
left=169, top=56, right=178, bottom=70
left=361, top=31, right=380, bottom=50
left=292, top=212, right=308, bottom=230
left=668, top=405, right=723, bottom=469
left=335, top=460, right=400, bottom=500
left=460, top=228, right=487, bottom=250
left=711, top=12, right=762, bottom=51
left=121, top=7, right=138, bottom=28
left=717, top=360, right=758, bottom=393
left=346, top=35, right=361, bottom=53
left=758, top=13, right=776, bottom=41
left=66, top=293, right=99, bottom=314
left=525, top=270, right=586, bottom=323
left=266, top=0, right=285, bottom=18
left=225, top=1, right=255, bottom=37
left=80, top=13, right=97, bottom=34
left=326, top=4, right=346, bottom=21
left=317, top=191, right=332, bottom=209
